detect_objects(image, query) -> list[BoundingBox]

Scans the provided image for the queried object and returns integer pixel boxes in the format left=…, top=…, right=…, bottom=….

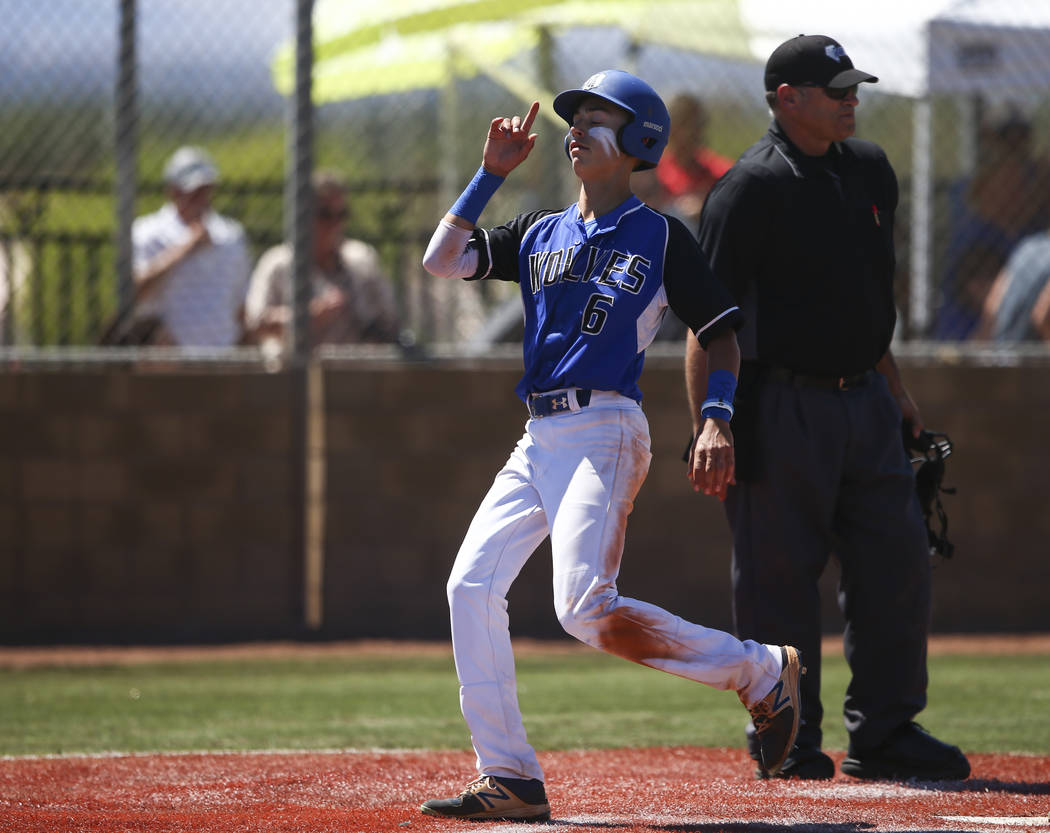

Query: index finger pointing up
left=522, top=100, right=540, bottom=134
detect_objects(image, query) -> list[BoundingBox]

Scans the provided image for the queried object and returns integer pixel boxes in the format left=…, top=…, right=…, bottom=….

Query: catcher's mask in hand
left=903, top=425, right=956, bottom=560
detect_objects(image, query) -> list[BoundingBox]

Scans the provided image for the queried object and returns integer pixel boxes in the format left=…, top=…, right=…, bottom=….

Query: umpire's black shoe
left=841, top=722, right=970, bottom=781
left=755, top=747, right=835, bottom=780
left=747, top=646, right=805, bottom=778
left=420, top=775, right=551, bottom=821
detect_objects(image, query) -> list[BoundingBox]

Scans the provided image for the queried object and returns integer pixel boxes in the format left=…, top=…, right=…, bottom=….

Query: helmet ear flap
left=619, top=116, right=664, bottom=171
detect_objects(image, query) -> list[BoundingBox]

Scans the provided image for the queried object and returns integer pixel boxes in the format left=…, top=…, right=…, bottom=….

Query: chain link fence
left=3, top=0, right=1050, bottom=357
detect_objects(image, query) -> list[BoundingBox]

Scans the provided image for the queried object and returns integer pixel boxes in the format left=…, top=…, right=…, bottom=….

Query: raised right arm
left=422, top=101, right=539, bottom=279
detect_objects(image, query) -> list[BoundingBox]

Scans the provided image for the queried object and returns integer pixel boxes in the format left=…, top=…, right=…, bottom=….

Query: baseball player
left=418, top=70, right=803, bottom=822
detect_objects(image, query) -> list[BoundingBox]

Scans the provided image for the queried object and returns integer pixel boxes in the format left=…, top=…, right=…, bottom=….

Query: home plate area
left=514, top=747, right=1050, bottom=833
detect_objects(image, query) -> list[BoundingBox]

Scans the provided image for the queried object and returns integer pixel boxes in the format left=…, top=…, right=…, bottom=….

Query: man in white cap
left=130, top=146, right=251, bottom=346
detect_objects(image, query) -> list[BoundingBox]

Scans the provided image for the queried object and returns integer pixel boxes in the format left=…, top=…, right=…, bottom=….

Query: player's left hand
left=688, top=418, right=735, bottom=500
left=482, top=101, right=540, bottom=178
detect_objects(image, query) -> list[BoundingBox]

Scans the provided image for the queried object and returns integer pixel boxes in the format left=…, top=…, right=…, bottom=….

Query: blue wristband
left=701, top=369, right=737, bottom=421
left=449, top=165, right=505, bottom=225
left=706, top=368, right=737, bottom=403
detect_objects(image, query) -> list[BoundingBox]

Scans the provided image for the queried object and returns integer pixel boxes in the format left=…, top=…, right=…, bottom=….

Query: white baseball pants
left=446, top=392, right=782, bottom=782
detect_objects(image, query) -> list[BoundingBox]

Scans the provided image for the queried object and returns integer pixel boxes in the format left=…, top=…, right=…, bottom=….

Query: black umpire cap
left=764, top=34, right=878, bottom=92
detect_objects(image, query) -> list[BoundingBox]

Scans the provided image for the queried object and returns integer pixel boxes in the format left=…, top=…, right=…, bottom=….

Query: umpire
left=687, top=34, right=970, bottom=781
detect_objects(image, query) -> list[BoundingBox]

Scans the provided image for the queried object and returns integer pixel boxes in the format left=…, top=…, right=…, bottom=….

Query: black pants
left=725, top=372, right=931, bottom=755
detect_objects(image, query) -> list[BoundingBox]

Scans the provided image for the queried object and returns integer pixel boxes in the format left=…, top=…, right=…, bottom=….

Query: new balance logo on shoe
left=770, top=680, right=791, bottom=713
left=474, top=782, right=510, bottom=809
left=420, top=775, right=551, bottom=821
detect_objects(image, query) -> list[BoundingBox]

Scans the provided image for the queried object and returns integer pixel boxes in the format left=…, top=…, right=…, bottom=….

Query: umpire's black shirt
left=697, top=120, right=898, bottom=377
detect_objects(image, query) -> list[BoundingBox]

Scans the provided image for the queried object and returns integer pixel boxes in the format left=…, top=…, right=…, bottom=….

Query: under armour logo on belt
left=552, top=395, right=568, bottom=410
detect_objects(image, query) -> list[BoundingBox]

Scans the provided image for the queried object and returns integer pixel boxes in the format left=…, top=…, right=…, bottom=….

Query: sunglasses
left=796, top=83, right=858, bottom=101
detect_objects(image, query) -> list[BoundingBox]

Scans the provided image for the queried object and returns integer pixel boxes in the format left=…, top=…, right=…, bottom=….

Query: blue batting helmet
left=553, top=70, right=670, bottom=170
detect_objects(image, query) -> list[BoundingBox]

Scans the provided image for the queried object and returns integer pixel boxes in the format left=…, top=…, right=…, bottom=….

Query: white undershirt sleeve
left=422, top=220, right=479, bottom=279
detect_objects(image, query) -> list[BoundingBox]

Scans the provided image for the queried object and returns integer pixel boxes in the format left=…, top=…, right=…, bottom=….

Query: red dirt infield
left=1, top=746, right=1048, bottom=833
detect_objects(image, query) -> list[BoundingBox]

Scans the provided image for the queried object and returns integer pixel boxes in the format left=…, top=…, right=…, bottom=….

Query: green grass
left=0, top=647, right=1046, bottom=758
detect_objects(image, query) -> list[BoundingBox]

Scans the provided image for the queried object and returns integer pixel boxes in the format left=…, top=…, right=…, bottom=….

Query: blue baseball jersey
left=467, top=195, right=743, bottom=402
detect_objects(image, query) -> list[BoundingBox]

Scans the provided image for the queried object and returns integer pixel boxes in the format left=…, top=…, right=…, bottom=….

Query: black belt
left=764, top=366, right=873, bottom=391
left=527, top=388, right=592, bottom=418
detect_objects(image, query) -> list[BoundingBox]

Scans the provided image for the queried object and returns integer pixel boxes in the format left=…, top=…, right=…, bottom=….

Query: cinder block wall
left=0, top=370, right=303, bottom=643
left=2, top=356, right=1048, bottom=644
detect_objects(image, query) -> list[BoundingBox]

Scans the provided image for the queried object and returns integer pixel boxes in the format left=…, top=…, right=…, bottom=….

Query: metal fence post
left=114, top=0, right=137, bottom=312
left=910, top=98, right=933, bottom=338
left=286, top=0, right=323, bottom=632
left=287, top=0, right=315, bottom=363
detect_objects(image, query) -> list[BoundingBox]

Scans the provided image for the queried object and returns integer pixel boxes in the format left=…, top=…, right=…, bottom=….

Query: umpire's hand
left=688, top=419, right=735, bottom=500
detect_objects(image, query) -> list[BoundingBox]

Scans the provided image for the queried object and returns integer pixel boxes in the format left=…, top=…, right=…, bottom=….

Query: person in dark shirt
left=686, top=34, right=970, bottom=783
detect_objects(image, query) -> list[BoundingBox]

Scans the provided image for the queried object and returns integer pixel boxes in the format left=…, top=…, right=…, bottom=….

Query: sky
left=0, top=0, right=293, bottom=103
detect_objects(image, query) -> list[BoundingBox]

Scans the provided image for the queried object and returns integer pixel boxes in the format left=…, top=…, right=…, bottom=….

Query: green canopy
left=272, top=0, right=749, bottom=103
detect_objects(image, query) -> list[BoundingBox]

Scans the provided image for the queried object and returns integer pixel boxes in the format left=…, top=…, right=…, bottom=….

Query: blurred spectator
left=651, top=92, right=734, bottom=228
left=933, top=109, right=1050, bottom=340
left=119, top=146, right=251, bottom=346
left=244, top=170, right=401, bottom=355
left=1, top=200, right=32, bottom=346
left=642, top=93, right=735, bottom=342
left=974, top=230, right=1050, bottom=342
